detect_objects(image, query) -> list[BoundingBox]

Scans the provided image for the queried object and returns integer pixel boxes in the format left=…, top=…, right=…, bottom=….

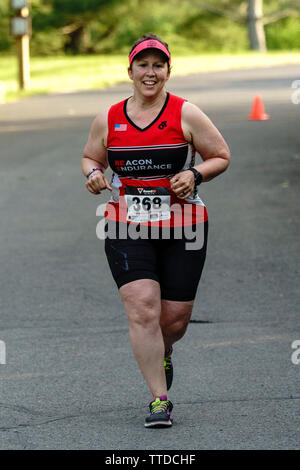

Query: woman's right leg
left=119, top=278, right=168, bottom=399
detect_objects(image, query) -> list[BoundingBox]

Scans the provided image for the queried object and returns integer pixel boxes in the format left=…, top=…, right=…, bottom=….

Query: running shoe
left=144, top=395, right=173, bottom=428
left=164, top=347, right=173, bottom=390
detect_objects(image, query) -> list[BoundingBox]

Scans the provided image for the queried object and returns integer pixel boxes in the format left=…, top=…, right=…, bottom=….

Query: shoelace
left=151, top=398, right=169, bottom=413
left=164, top=354, right=172, bottom=370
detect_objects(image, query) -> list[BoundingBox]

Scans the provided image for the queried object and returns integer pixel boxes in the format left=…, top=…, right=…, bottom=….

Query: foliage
left=178, top=11, right=248, bottom=52
left=0, top=0, right=14, bottom=52
left=265, top=17, right=300, bottom=50
left=0, top=0, right=299, bottom=55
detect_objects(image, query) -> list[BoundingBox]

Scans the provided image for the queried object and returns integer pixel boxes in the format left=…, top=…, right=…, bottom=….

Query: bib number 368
left=125, top=187, right=171, bottom=223
left=132, top=196, right=162, bottom=211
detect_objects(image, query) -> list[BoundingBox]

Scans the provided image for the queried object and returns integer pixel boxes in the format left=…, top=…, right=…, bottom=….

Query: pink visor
left=129, top=39, right=171, bottom=66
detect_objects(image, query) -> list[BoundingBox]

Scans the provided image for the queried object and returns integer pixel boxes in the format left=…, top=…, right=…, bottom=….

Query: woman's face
left=128, top=51, right=170, bottom=98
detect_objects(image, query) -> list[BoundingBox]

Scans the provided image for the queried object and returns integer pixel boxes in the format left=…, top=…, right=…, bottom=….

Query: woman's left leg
left=159, top=221, right=208, bottom=351
left=160, top=299, right=194, bottom=353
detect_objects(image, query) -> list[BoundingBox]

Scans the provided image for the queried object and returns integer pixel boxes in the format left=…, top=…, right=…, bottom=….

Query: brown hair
left=129, top=33, right=171, bottom=70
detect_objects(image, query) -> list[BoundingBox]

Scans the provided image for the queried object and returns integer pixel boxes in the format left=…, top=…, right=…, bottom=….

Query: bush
left=178, top=12, right=249, bottom=52
left=266, top=17, right=300, bottom=50
left=0, top=1, right=14, bottom=52
left=30, top=31, right=66, bottom=56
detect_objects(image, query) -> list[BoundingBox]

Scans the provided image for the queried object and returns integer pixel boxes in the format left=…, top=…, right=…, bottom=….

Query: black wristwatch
left=188, top=167, right=203, bottom=186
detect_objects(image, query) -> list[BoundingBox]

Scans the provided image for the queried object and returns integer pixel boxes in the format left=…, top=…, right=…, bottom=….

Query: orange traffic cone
left=248, top=94, right=269, bottom=120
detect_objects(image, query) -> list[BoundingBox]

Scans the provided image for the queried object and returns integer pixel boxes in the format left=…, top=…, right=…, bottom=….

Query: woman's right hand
left=85, top=170, right=112, bottom=195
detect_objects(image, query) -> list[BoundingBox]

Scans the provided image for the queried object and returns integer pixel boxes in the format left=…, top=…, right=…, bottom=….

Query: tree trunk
left=247, top=0, right=267, bottom=52
left=64, top=25, right=89, bottom=54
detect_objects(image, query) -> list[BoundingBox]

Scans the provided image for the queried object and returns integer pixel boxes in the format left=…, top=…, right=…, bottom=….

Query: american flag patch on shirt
left=115, top=124, right=127, bottom=131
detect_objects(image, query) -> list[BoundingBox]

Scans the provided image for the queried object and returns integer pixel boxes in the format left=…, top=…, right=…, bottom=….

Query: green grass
left=1, top=51, right=300, bottom=103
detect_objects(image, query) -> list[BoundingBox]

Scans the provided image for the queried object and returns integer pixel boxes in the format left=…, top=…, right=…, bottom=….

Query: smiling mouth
left=143, top=81, right=156, bottom=86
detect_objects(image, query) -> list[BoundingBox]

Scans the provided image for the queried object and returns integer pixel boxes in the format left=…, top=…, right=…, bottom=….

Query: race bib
left=125, top=186, right=171, bottom=223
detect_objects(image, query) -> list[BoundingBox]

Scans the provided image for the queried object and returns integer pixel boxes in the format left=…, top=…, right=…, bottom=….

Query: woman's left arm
left=170, top=102, right=230, bottom=197
left=182, top=101, right=230, bottom=181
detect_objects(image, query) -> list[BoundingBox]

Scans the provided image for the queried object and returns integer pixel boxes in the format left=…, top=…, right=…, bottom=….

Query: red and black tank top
left=105, top=92, right=207, bottom=227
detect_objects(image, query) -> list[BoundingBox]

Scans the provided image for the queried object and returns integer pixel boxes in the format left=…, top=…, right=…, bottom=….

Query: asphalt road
left=0, top=64, right=299, bottom=450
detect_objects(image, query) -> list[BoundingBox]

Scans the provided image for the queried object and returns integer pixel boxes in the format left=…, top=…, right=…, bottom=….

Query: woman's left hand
left=170, top=170, right=195, bottom=199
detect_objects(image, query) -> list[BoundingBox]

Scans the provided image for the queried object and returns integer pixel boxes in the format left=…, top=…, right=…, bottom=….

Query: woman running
left=82, top=33, right=230, bottom=427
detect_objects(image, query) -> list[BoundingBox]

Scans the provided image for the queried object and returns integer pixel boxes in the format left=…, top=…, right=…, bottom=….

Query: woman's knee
left=161, top=318, right=188, bottom=340
left=160, top=300, right=193, bottom=337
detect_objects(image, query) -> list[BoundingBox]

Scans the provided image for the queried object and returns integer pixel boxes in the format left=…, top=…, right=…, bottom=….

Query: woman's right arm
left=82, top=110, right=112, bottom=195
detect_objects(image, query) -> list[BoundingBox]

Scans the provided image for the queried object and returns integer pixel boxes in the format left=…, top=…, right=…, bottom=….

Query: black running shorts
left=104, top=221, right=208, bottom=301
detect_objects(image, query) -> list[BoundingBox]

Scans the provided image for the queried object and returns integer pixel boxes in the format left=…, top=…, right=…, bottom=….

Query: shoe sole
left=144, top=419, right=173, bottom=428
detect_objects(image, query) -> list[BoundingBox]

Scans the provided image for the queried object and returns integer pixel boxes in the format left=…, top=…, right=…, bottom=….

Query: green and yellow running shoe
left=145, top=395, right=173, bottom=428
left=164, top=347, right=173, bottom=390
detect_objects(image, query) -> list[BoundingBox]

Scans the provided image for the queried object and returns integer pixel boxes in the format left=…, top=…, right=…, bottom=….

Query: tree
left=190, top=0, right=300, bottom=51
left=33, top=0, right=123, bottom=54
left=247, top=0, right=300, bottom=51
left=247, top=0, right=266, bottom=51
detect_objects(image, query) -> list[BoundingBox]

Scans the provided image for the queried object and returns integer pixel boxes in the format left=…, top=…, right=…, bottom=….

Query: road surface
left=0, top=64, right=299, bottom=450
